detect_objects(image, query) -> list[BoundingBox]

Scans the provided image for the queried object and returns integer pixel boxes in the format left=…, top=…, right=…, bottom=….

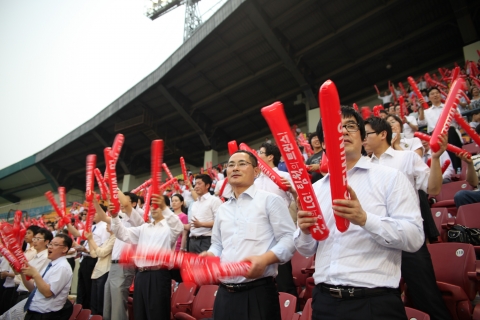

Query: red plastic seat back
left=428, top=243, right=476, bottom=300
left=127, top=296, right=134, bottom=320
left=405, top=306, right=430, bottom=320
left=190, top=285, right=218, bottom=319
left=90, top=316, right=103, bottom=320
left=299, top=298, right=312, bottom=320
left=171, top=282, right=198, bottom=316
left=432, top=181, right=473, bottom=204
left=456, top=203, right=480, bottom=229
left=75, top=309, right=91, bottom=320
left=291, top=251, right=315, bottom=288
left=279, top=292, right=297, bottom=320
left=69, top=304, right=82, bottom=320
left=431, top=207, right=449, bottom=242
left=463, top=143, right=480, bottom=155
left=302, top=277, right=315, bottom=303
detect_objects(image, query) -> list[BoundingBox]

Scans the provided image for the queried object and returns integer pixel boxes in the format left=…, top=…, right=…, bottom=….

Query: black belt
left=138, top=266, right=162, bottom=272
left=82, top=255, right=96, bottom=259
left=190, top=235, right=211, bottom=240
left=318, top=283, right=398, bottom=299
left=220, top=277, right=274, bottom=293
left=18, top=290, right=29, bottom=297
left=111, top=260, right=120, bottom=264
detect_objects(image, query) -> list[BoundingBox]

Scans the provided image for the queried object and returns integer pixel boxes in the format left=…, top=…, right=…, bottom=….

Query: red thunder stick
left=218, top=178, right=229, bottom=199
left=425, top=73, right=448, bottom=89
left=45, top=191, right=66, bottom=221
left=238, top=143, right=289, bottom=191
left=460, top=91, right=471, bottom=105
left=470, top=61, right=479, bottom=78
left=430, top=78, right=465, bottom=152
left=441, top=159, right=451, bottom=174
left=352, top=103, right=359, bottom=112
left=13, top=210, right=22, bottom=242
left=85, top=155, right=97, bottom=202
left=143, top=187, right=152, bottom=222
left=373, top=105, right=382, bottom=117
left=414, top=132, right=471, bottom=159
left=319, top=152, right=329, bottom=173
left=57, top=187, right=71, bottom=228
left=94, top=168, right=109, bottom=200
left=110, top=134, right=125, bottom=163
left=180, top=157, right=188, bottom=181
left=398, top=96, right=405, bottom=120
left=159, top=178, right=178, bottom=190
left=131, top=179, right=152, bottom=194
left=84, top=201, right=96, bottom=233
left=451, top=67, right=460, bottom=83
left=200, top=167, right=204, bottom=174
left=427, top=158, right=431, bottom=168
left=1, top=224, right=28, bottom=270
left=150, top=140, right=164, bottom=210
left=360, top=107, right=371, bottom=120
left=261, top=102, right=329, bottom=240
left=438, top=68, right=447, bottom=80
left=398, top=82, right=407, bottom=97
left=0, top=242, right=21, bottom=272
left=374, top=85, right=380, bottom=96
left=228, top=140, right=239, bottom=155
left=319, top=80, right=351, bottom=232
left=408, top=77, right=430, bottom=110
left=454, top=112, right=480, bottom=147
left=390, top=84, right=397, bottom=103
left=104, top=148, right=120, bottom=214
left=162, top=163, right=174, bottom=180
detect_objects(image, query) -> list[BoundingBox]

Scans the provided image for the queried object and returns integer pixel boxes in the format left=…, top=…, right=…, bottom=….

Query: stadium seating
left=291, top=250, right=315, bottom=299
left=405, top=306, right=430, bottom=320
left=75, top=309, right=91, bottom=320
left=455, top=203, right=480, bottom=256
left=90, top=316, right=103, bottom=320
left=174, top=285, right=218, bottom=320
left=171, top=282, right=198, bottom=317
left=431, top=181, right=474, bottom=216
left=432, top=207, right=449, bottom=242
left=427, top=243, right=480, bottom=320
left=299, top=298, right=312, bottom=320
left=128, top=296, right=134, bottom=320
left=279, top=292, right=297, bottom=320
left=69, top=304, right=82, bottom=320
left=463, top=143, right=480, bottom=155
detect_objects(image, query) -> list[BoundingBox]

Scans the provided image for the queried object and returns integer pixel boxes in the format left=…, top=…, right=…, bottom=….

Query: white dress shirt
left=370, top=147, right=429, bottom=193
left=17, top=249, right=50, bottom=292
left=214, top=178, right=233, bottom=199
left=111, top=208, right=183, bottom=268
left=399, top=137, right=424, bottom=154
left=189, top=193, right=222, bottom=237
left=417, top=104, right=463, bottom=141
left=181, top=186, right=194, bottom=206
left=29, top=256, right=73, bottom=313
left=423, top=149, right=455, bottom=180
left=0, top=259, right=16, bottom=288
left=402, top=115, right=418, bottom=138
left=111, top=209, right=145, bottom=261
left=293, top=157, right=424, bottom=288
left=83, top=221, right=110, bottom=259
left=254, top=167, right=294, bottom=207
left=209, top=185, right=296, bottom=283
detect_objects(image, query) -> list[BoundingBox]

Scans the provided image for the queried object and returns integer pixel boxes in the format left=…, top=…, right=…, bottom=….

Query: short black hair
left=317, top=106, right=366, bottom=144
left=123, top=192, right=138, bottom=204
left=195, top=174, right=213, bottom=189
left=260, top=142, right=281, bottom=167
left=231, top=150, right=258, bottom=167
left=27, top=225, right=41, bottom=235
left=364, top=117, right=393, bottom=146
left=163, top=195, right=170, bottom=207
left=308, top=132, right=318, bottom=149
left=386, top=114, right=404, bottom=133
left=35, top=228, right=53, bottom=242
left=427, top=87, right=440, bottom=96
left=138, top=196, right=145, bottom=204
left=379, top=110, right=388, bottom=115
left=55, top=234, right=72, bottom=251
left=476, top=123, right=480, bottom=135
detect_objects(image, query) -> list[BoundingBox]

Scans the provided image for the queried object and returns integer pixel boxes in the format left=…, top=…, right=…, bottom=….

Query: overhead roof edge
left=0, top=155, right=36, bottom=180
left=33, top=0, right=247, bottom=164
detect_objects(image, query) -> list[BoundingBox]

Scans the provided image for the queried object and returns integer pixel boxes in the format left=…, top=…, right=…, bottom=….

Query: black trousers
left=447, top=126, right=463, bottom=171
left=76, top=256, right=97, bottom=309
left=91, top=272, right=109, bottom=316
left=0, top=286, right=18, bottom=314
left=16, top=290, right=30, bottom=304
left=402, top=242, right=452, bottom=320
left=275, top=261, right=298, bottom=298
left=25, top=300, right=73, bottom=320
left=311, top=286, right=406, bottom=320
left=133, top=269, right=171, bottom=320
left=189, top=237, right=211, bottom=254
left=213, top=278, right=281, bottom=320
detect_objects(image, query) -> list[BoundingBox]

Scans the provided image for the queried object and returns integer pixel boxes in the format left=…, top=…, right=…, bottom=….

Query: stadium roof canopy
left=1, top=0, right=479, bottom=204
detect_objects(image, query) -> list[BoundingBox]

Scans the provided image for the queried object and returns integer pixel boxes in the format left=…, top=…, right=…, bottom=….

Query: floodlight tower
left=145, top=0, right=203, bottom=42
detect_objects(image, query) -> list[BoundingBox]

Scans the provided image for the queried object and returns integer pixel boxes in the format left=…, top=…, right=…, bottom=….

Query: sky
left=0, top=0, right=224, bottom=170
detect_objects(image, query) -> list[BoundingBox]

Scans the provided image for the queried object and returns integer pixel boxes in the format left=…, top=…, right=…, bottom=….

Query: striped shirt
left=294, top=156, right=424, bottom=288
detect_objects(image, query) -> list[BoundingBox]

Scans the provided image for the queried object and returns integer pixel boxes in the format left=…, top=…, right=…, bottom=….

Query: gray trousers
left=103, top=263, right=135, bottom=320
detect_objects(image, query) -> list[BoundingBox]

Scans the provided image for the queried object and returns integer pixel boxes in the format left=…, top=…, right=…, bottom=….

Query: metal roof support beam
left=157, top=84, right=211, bottom=148
left=448, top=0, right=478, bottom=44
left=0, top=194, right=20, bottom=203
left=35, top=163, right=60, bottom=191
left=244, top=2, right=317, bottom=109
left=0, top=179, right=49, bottom=197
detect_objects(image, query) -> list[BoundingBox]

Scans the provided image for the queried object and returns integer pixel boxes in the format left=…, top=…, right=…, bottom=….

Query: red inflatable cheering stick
left=45, top=191, right=68, bottom=227
left=94, top=168, right=109, bottom=200
left=429, top=78, right=465, bottom=153
left=150, top=140, right=164, bottom=210
left=228, top=140, right=239, bottom=156
left=85, top=155, right=97, bottom=203
left=318, top=80, right=351, bottom=232
left=104, top=149, right=120, bottom=214
left=0, top=241, right=21, bottom=273
left=238, top=143, right=289, bottom=192
left=414, top=132, right=471, bottom=159
left=407, top=77, right=429, bottom=110
left=143, top=187, right=152, bottom=223
left=0, top=224, right=28, bottom=272
left=454, top=113, right=480, bottom=147
left=131, top=179, right=152, bottom=194
left=261, top=102, right=329, bottom=240
left=57, top=187, right=71, bottom=228
left=110, top=134, right=125, bottom=163
left=180, top=157, right=188, bottom=181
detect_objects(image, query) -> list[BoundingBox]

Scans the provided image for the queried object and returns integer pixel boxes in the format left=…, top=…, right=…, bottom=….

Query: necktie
left=24, top=262, right=52, bottom=311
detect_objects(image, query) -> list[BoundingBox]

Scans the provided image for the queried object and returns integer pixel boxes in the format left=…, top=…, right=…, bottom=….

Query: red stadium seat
left=291, top=313, right=301, bottom=320
left=463, top=143, right=480, bottom=155
left=69, top=304, right=82, bottom=320
left=455, top=203, right=480, bottom=256
left=90, top=316, right=103, bottom=320
left=431, top=181, right=473, bottom=216
left=299, top=277, right=315, bottom=305
left=431, top=207, right=449, bottom=242
left=127, top=296, right=134, bottom=320
left=291, top=251, right=315, bottom=296
left=279, top=292, right=297, bottom=320
left=299, top=298, right=312, bottom=320
left=171, top=282, right=198, bottom=317
left=174, top=285, right=218, bottom=320
left=75, top=309, right=91, bottom=320
left=405, top=306, right=430, bottom=320
left=427, top=243, right=480, bottom=320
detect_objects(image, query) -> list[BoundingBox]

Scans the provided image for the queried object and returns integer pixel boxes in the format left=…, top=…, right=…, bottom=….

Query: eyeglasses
left=257, top=150, right=266, bottom=155
left=342, top=123, right=360, bottom=133
left=227, top=161, right=252, bottom=169
left=364, top=131, right=378, bottom=139
left=47, top=243, right=65, bottom=248
left=32, top=237, right=45, bottom=241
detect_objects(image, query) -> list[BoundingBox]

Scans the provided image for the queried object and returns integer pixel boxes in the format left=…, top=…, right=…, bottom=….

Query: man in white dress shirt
left=363, top=116, right=451, bottom=320
left=22, top=234, right=73, bottom=320
left=295, top=107, right=424, bottom=320
left=420, top=137, right=455, bottom=183
left=188, top=174, right=222, bottom=254
left=202, top=150, right=296, bottom=320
